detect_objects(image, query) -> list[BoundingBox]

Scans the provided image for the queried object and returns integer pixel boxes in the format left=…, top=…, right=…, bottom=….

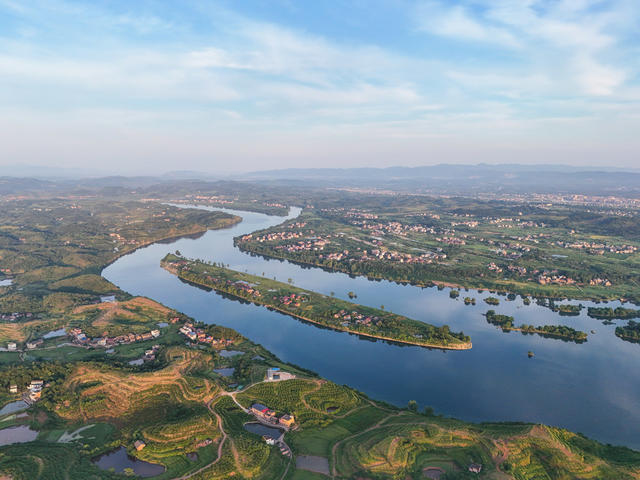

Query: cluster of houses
left=321, top=207, right=379, bottom=220
left=536, top=272, right=576, bottom=286
left=142, top=344, right=161, bottom=362
left=8, top=380, right=45, bottom=402
left=0, top=312, right=34, bottom=322
left=240, top=230, right=303, bottom=243
left=435, top=235, right=467, bottom=246
left=274, top=237, right=330, bottom=253
left=487, top=262, right=503, bottom=273
left=182, top=194, right=235, bottom=205
left=69, top=327, right=161, bottom=348
left=333, top=310, right=380, bottom=328
left=250, top=403, right=295, bottom=428
left=178, top=322, right=236, bottom=347
left=108, top=232, right=138, bottom=245
left=556, top=240, right=637, bottom=255
left=275, top=293, right=307, bottom=308
left=200, top=274, right=262, bottom=299
left=354, top=219, right=438, bottom=237
left=6, top=339, right=45, bottom=351
left=507, top=265, right=528, bottom=276
left=589, top=278, right=612, bottom=287
left=359, top=248, right=445, bottom=265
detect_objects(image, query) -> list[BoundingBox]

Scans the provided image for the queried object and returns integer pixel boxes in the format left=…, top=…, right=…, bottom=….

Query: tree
left=175, top=250, right=181, bottom=256
left=408, top=400, right=418, bottom=412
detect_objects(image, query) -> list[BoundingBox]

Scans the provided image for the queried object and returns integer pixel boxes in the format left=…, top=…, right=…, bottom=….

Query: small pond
left=213, top=367, right=235, bottom=377
left=243, top=422, right=282, bottom=440
left=0, top=425, right=38, bottom=446
left=128, top=359, right=144, bottom=366
left=93, top=447, right=165, bottom=477
left=43, top=328, right=66, bottom=339
left=219, top=350, right=244, bottom=358
left=0, top=400, right=29, bottom=416
left=0, top=279, right=12, bottom=287
left=157, top=322, right=169, bottom=328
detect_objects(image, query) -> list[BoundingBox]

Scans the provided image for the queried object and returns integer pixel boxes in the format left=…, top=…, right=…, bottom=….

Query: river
left=103, top=206, right=640, bottom=449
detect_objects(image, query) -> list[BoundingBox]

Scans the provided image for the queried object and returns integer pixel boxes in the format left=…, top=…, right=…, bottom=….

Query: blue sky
left=1, top=0, right=638, bottom=173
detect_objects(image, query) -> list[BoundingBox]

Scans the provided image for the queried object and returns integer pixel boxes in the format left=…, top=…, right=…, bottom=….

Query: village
left=333, top=309, right=380, bottom=328
left=178, top=322, right=236, bottom=347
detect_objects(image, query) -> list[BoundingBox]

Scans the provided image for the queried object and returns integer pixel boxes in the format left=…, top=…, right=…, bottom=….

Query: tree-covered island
left=485, top=310, right=588, bottom=343
left=161, top=254, right=471, bottom=350
left=616, top=320, right=640, bottom=343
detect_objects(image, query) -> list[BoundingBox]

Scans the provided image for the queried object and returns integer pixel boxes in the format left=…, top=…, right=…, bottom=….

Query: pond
left=43, top=328, right=66, bottom=339
left=0, top=400, right=29, bottom=416
left=213, top=367, right=235, bottom=377
left=0, top=425, right=38, bottom=446
left=103, top=205, right=640, bottom=449
left=0, top=279, right=12, bottom=287
left=128, top=359, right=144, bottom=366
left=243, top=422, right=282, bottom=440
left=219, top=350, right=244, bottom=358
left=93, top=447, right=165, bottom=477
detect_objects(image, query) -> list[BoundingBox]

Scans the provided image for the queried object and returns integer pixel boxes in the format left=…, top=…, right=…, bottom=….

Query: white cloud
left=572, top=53, right=626, bottom=95
left=415, top=0, right=632, bottom=96
left=416, top=2, right=519, bottom=47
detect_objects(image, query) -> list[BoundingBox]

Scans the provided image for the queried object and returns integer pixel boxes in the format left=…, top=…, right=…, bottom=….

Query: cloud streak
left=0, top=0, right=638, bottom=171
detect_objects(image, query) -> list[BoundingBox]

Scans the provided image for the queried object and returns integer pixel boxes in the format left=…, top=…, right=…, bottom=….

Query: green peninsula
left=161, top=254, right=472, bottom=350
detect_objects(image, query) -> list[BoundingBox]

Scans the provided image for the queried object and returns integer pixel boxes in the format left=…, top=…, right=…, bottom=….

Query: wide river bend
left=104, top=206, right=640, bottom=449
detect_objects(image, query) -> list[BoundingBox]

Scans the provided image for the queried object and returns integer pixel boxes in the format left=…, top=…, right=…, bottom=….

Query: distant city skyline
left=1, top=0, right=639, bottom=173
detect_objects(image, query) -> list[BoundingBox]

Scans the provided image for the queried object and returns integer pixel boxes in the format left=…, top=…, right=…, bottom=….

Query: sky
left=0, top=0, right=639, bottom=174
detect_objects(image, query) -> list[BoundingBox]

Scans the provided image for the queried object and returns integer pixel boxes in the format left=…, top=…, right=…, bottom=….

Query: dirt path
left=330, top=412, right=405, bottom=478
left=173, top=399, right=227, bottom=480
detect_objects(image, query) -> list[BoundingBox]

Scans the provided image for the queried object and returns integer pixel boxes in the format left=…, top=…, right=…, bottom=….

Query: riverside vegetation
left=0, top=184, right=639, bottom=479
left=484, top=310, right=588, bottom=343
left=161, top=254, right=471, bottom=350
left=235, top=197, right=640, bottom=303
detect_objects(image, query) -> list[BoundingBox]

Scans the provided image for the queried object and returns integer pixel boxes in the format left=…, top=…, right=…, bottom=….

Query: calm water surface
left=103, top=206, right=640, bottom=449
left=0, top=400, right=28, bottom=416
left=0, top=425, right=38, bottom=446
left=93, top=447, right=165, bottom=477
left=244, top=422, right=283, bottom=439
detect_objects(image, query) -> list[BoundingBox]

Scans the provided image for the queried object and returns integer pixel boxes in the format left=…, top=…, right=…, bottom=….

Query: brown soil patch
left=35, top=410, right=48, bottom=425
left=60, top=347, right=217, bottom=421
left=73, top=297, right=173, bottom=330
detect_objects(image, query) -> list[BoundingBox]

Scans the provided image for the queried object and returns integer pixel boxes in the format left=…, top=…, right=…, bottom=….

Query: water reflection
left=103, top=206, right=640, bottom=449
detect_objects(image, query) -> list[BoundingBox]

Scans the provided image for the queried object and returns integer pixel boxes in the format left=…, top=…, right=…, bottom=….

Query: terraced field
left=59, top=347, right=219, bottom=421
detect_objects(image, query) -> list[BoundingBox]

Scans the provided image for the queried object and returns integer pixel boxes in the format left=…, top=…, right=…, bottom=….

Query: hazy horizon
left=1, top=0, right=639, bottom=173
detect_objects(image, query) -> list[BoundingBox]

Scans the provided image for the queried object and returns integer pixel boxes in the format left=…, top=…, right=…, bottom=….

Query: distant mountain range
left=241, top=164, right=640, bottom=196
left=1, top=163, right=638, bottom=197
